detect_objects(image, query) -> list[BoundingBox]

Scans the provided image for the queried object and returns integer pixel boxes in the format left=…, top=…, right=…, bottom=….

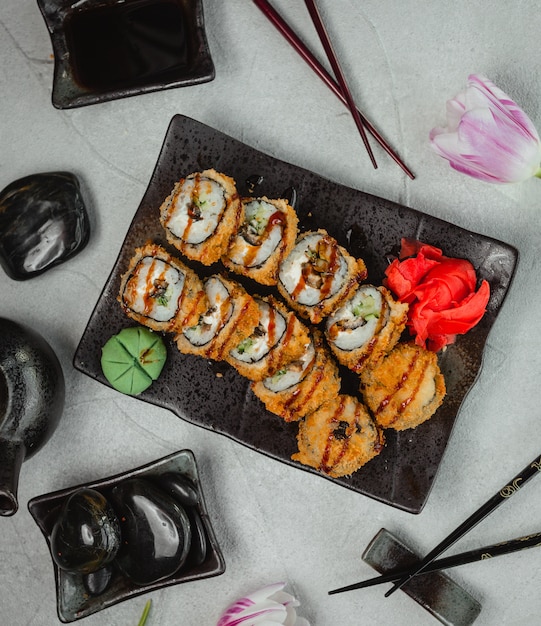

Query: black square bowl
left=37, top=0, right=215, bottom=109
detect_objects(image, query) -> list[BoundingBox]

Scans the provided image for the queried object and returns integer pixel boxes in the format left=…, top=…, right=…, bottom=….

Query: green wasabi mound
left=101, top=327, right=167, bottom=395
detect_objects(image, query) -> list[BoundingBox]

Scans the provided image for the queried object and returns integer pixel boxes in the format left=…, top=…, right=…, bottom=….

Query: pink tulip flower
left=429, top=74, right=541, bottom=183
left=217, top=582, right=310, bottom=626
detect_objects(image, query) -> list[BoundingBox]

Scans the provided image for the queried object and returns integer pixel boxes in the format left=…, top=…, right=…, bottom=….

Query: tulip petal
left=430, top=74, right=541, bottom=183
left=467, top=74, right=540, bottom=141
left=217, top=583, right=309, bottom=626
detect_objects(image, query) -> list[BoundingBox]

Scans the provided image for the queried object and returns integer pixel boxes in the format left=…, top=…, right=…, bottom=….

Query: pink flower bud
left=430, top=74, right=541, bottom=183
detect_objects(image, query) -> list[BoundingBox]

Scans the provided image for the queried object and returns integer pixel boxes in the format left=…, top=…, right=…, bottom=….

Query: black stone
left=50, top=488, right=121, bottom=574
left=83, top=564, right=114, bottom=596
left=154, top=471, right=200, bottom=507
left=186, top=507, right=207, bottom=567
left=0, top=172, right=90, bottom=280
left=109, top=478, right=192, bottom=585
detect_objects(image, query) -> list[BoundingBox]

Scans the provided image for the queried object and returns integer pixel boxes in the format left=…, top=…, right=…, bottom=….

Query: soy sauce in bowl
left=65, top=0, right=191, bottom=91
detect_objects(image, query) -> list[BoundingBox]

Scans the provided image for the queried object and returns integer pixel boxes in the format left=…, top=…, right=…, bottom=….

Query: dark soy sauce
left=65, top=0, right=190, bottom=91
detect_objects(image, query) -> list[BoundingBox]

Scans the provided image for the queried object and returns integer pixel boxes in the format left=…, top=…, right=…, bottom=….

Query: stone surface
left=2, top=1, right=541, bottom=624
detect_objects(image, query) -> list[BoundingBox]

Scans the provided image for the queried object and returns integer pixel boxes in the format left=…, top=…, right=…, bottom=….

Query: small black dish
left=36, top=0, right=215, bottom=109
left=28, top=450, right=225, bottom=622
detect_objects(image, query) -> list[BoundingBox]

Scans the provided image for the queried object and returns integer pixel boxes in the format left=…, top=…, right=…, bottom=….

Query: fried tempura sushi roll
left=292, top=395, right=385, bottom=478
left=251, top=331, right=341, bottom=422
left=226, top=295, right=310, bottom=381
left=325, top=285, right=409, bottom=374
left=118, top=243, right=208, bottom=334
left=159, top=169, right=242, bottom=266
left=277, top=229, right=367, bottom=324
left=359, top=342, right=446, bottom=431
left=175, top=274, right=259, bottom=361
left=222, top=196, right=298, bottom=285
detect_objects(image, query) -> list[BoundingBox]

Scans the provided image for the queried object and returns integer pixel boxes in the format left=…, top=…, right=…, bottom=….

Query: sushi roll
left=251, top=331, right=341, bottom=422
left=222, top=196, right=298, bottom=285
left=325, top=285, right=409, bottom=373
left=226, top=295, right=310, bottom=381
left=175, top=274, right=259, bottom=361
left=118, top=243, right=208, bottom=334
left=159, top=169, right=242, bottom=266
left=277, top=229, right=367, bottom=324
left=292, top=394, right=385, bottom=478
left=359, top=342, right=446, bottom=431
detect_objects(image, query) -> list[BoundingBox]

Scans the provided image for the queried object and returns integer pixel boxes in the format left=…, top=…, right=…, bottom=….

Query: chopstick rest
left=328, top=530, right=541, bottom=594
left=359, top=529, right=482, bottom=626
left=302, top=0, right=377, bottom=169
left=385, top=452, right=541, bottom=597
left=252, top=0, right=415, bottom=179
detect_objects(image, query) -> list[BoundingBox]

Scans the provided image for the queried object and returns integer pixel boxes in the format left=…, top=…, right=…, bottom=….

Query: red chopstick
left=303, top=0, right=377, bottom=169
left=252, top=0, right=415, bottom=180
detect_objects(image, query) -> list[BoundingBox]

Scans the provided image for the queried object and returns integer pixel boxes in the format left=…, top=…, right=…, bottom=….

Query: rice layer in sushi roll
left=251, top=331, right=341, bottom=422
left=292, top=394, right=385, bottom=478
left=359, top=342, right=446, bottom=431
left=175, top=274, right=259, bottom=361
left=159, top=169, right=242, bottom=266
left=325, top=285, right=409, bottom=373
left=222, top=196, right=298, bottom=285
left=118, top=243, right=208, bottom=334
left=226, top=295, right=310, bottom=381
left=278, top=229, right=367, bottom=324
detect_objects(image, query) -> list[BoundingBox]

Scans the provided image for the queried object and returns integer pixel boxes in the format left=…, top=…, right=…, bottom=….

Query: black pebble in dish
left=37, top=0, right=215, bottom=109
left=0, top=172, right=90, bottom=280
left=155, top=471, right=200, bottom=507
left=51, top=488, right=121, bottom=574
left=83, top=565, right=114, bottom=597
left=109, top=477, right=192, bottom=586
left=27, top=450, right=225, bottom=622
left=186, top=507, right=208, bottom=567
left=0, top=317, right=65, bottom=516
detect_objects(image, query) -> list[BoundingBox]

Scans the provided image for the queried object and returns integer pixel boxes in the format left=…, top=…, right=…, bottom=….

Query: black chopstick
left=303, top=0, right=377, bottom=169
left=328, top=530, right=541, bottom=595
left=252, top=0, right=415, bottom=179
left=385, top=452, right=541, bottom=597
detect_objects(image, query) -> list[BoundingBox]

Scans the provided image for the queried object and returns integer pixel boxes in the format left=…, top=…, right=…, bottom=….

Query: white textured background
left=2, top=1, right=541, bottom=624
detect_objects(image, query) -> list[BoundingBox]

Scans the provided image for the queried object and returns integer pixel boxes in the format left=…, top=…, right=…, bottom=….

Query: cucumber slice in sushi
left=101, top=327, right=167, bottom=395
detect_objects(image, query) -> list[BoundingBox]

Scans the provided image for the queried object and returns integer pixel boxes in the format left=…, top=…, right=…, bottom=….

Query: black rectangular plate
left=74, top=114, right=518, bottom=514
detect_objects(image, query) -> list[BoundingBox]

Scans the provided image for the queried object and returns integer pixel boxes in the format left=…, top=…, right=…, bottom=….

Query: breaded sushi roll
left=159, top=169, right=242, bottom=266
left=226, top=295, right=310, bottom=381
left=118, top=242, right=208, bottom=334
left=278, top=229, right=367, bottom=324
left=251, top=331, right=341, bottom=422
left=175, top=274, right=259, bottom=361
left=359, top=342, right=446, bottom=431
left=325, top=285, right=409, bottom=373
left=292, top=395, right=385, bottom=478
left=222, top=196, right=298, bottom=285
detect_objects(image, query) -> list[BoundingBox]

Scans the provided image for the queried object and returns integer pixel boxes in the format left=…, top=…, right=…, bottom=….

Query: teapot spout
left=0, top=440, right=25, bottom=516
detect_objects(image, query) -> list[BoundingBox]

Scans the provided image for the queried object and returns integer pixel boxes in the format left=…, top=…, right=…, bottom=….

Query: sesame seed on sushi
left=222, top=196, right=298, bottom=285
left=325, top=284, right=409, bottom=374
left=250, top=330, right=341, bottom=422
left=277, top=229, right=367, bottom=324
left=159, top=169, right=242, bottom=266
left=359, top=342, right=446, bottom=431
left=118, top=243, right=208, bottom=334
left=226, top=294, right=310, bottom=382
left=175, top=274, right=259, bottom=362
left=291, top=394, right=385, bottom=478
